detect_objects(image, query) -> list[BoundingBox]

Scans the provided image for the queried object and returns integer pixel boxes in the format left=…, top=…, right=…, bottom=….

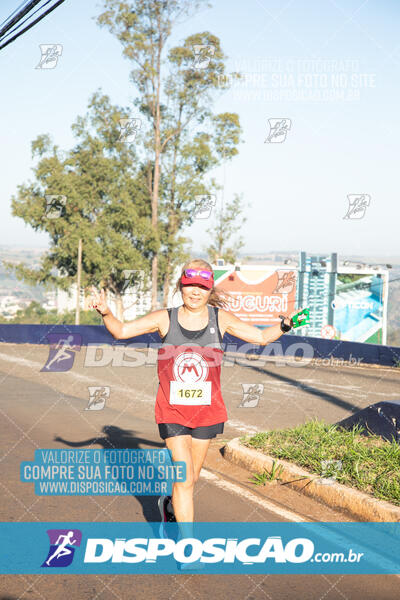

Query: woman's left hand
left=282, top=307, right=305, bottom=328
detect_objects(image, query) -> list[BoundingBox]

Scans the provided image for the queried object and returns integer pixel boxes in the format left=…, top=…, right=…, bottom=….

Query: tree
left=204, top=193, right=249, bottom=264
left=96, top=0, right=242, bottom=308
left=5, top=91, right=154, bottom=321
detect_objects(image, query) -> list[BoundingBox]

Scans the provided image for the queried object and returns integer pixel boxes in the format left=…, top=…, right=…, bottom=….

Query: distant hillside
left=0, top=246, right=48, bottom=302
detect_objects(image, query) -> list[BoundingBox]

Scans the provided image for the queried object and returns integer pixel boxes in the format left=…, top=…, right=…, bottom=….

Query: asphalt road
left=1, top=343, right=399, bottom=599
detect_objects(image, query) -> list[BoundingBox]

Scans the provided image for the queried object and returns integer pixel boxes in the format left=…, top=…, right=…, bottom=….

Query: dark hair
left=172, top=258, right=234, bottom=309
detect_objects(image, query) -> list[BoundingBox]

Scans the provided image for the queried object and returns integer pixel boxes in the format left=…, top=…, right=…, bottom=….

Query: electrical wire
left=0, top=0, right=56, bottom=44
left=0, top=0, right=43, bottom=39
left=0, top=0, right=66, bottom=51
left=0, top=0, right=30, bottom=30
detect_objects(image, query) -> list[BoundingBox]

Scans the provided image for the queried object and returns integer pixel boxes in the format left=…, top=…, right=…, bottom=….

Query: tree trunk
left=151, top=253, right=158, bottom=309
left=162, top=261, right=171, bottom=307
left=151, top=143, right=160, bottom=311
left=75, top=237, right=82, bottom=325
left=162, top=116, right=181, bottom=309
left=150, top=31, right=163, bottom=311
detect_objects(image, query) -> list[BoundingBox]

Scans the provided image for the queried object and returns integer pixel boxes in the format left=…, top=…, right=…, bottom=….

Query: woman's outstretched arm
left=219, top=308, right=303, bottom=346
left=89, top=286, right=166, bottom=340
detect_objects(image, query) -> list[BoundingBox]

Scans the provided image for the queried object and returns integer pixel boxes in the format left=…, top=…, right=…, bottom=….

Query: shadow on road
left=54, top=425, right=166, bottom=527
left=54, top=425, right=164, bottom=450
left=224, top=356, right=361, bottom=413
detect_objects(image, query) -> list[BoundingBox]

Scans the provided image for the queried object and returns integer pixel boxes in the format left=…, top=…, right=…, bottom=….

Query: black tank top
left=161, top=305, right=224, bottom=346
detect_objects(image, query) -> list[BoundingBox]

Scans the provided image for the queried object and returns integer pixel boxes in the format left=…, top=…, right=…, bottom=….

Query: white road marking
left=200, top=468, right=308, bottom=522
left=200, top=469, right=400, bottom=579
left=0, top=351, right=259, bottom=435
left=226, top=419, right=260, bottom=435
left=0, top=351, right=154, bottom=404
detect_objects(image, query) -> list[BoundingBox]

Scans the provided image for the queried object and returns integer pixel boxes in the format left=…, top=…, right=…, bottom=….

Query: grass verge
left=239, top=418, right=400, bottom=506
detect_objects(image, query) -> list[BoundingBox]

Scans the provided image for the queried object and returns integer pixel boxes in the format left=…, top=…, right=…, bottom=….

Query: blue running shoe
left=158, top=495, right=176, bottom=539
left=178, top=559, right=205, bottom=572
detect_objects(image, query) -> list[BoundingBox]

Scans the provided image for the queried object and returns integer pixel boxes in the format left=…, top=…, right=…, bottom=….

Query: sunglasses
left=183, top=269, right=213, bottom=280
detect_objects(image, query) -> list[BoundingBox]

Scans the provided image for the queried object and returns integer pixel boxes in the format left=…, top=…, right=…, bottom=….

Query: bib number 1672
left=169, top=381, right=211, bottom=405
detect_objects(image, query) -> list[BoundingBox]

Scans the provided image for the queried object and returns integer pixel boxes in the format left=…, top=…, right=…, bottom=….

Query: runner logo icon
left=41, top=334, right=82, bottom=372
left=41, top=529, right=82, bottom=567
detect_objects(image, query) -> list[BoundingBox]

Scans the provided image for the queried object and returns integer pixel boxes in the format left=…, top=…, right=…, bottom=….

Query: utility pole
left=75, top=238, right=82, bottom=325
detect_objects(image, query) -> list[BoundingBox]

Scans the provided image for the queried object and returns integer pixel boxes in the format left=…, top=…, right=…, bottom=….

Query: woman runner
left=90, top=258, right=300, bottom=563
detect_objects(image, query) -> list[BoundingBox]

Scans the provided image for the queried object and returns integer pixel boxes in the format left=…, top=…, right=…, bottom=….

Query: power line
left=0, top=0, right=67, bottom=52
left=0, top=0, right=43, bottom=39
left=0, top=0, right=56, bottom=44
left=0, top=0, right=30, bottom=30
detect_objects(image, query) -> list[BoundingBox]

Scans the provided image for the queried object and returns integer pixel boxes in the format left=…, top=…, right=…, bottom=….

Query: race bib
left=169, top=381, right=211, bottom=405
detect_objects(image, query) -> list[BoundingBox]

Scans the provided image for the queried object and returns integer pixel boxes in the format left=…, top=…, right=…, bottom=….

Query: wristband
left=279, top=315, right=292, bottom=333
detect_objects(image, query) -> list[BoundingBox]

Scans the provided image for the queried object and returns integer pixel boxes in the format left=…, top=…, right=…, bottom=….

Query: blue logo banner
left=1, top=522, right=399, bottom=574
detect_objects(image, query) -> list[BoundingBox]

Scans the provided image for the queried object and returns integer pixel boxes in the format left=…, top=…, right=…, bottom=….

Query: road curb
left=223, top=437, right=400, bottom=522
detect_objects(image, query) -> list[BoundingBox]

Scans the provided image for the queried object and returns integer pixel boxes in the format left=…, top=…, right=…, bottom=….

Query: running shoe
left=158, top=495, right=176, bottom=538
left=178, top=559, right=205, bottom=572
left=174, top=530, right=205, bottom=571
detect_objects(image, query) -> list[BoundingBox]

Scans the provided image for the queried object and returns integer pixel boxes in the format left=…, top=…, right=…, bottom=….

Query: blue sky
left=0, top=0, right=399, bottom=257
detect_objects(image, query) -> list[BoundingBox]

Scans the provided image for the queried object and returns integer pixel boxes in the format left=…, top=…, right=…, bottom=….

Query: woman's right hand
left=89, top=286, right=110, bottom=316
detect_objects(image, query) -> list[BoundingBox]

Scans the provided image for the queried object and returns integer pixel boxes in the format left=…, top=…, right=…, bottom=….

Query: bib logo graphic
left=273, top=270, right=296, bottom=293
left=41, top=529, right=82, bottom=567
left=194, top=194, right=216, bottom=219
left=265, top=118, right=291, bottom=143
left=118, top=118, right=142, bottom=143
left=192, top=44, right=215, bottom=69
left=239, top=383, right=264, bottom=407
left=173, top=352, right=209, bottom=383
left=85, top=386, right=110, bottom=410
left=122, top=269, right=145, bottom=293
left=41, top=334, right=81, bottom=372
left=44, top=195, right=67, bottom=219
left=36, top=44, right=63, bottom=69
left=318, top=460, right=343, bottom=485
left=343, top=194, right=370, bottom=219
left=320, top=325, right=336, bottom=339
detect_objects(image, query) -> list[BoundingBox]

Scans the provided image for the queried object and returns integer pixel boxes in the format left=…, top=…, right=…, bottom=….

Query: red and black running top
left=155, top=304, right=227, bottom=428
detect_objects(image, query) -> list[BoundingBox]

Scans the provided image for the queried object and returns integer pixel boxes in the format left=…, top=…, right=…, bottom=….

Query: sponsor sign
left=213, top=266, right=297, bottom=326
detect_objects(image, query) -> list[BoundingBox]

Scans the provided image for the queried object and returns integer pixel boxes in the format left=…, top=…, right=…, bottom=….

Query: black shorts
left=158, top=422, right=224, bottom=440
